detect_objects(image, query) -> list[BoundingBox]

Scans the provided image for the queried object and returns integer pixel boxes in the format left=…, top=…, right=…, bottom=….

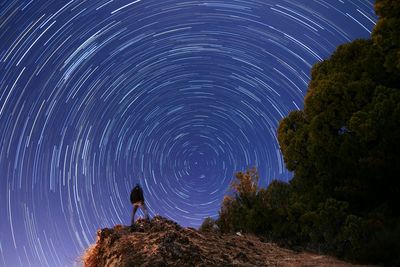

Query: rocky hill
left=83, top=216, right=360, bottom=267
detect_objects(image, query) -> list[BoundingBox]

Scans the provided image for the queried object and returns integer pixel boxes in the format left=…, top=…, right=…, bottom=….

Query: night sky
left=0, top=1, right=376, bottom=266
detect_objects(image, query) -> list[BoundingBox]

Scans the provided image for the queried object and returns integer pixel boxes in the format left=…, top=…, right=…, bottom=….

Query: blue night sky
left=0, top=0, right=376, bottom=266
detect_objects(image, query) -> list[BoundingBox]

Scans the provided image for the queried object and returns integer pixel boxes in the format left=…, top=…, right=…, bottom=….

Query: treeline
left=201, top=0, right=400, bottom=265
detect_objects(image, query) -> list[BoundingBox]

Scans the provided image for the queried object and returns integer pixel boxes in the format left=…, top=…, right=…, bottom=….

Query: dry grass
left=82, top=244, right=99, bottom=267
left=81, top=217, right=361, bottom=267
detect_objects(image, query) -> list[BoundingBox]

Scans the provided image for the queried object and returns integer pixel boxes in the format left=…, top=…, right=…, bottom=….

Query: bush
left=199, top=217, right=218, bottom=233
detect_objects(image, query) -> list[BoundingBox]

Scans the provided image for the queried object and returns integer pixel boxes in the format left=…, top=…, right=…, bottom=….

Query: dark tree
left=207, top=1, right=400, bottom=264
left=276, top=0, right=400, bottom=263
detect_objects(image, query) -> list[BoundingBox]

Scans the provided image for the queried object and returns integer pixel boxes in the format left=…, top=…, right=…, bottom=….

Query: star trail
left=0, top=1, right=376, bottom=266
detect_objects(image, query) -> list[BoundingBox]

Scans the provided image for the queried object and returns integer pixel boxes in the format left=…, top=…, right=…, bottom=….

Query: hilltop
left=83, top=216, right=360, bottom=267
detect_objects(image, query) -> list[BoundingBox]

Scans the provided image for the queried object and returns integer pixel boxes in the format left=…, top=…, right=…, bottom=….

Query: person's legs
left=131, top=204, right=139, bottom=225
left=140, top=202, right=150, bottom=220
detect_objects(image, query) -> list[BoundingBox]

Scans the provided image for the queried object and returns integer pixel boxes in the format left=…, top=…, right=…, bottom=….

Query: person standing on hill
left=130, top=183, right=150, bottom=225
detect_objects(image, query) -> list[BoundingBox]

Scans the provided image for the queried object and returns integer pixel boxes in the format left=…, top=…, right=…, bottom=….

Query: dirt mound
left=83, top=216, right=359, bottom=266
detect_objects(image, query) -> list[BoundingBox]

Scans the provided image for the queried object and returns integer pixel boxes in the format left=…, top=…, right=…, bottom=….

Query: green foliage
left=373, top=0, right=400, bottom=75
left=204, top=1, right=400, bottom=265
left=217, top=168, right=259, bottom=233
left=277, top=3, right=400, bottom=218
left=216, top=173, right=294, bottom=241
left=278, top=0, right=399, bottom=263
left=199, top=217, right=218, bottom=233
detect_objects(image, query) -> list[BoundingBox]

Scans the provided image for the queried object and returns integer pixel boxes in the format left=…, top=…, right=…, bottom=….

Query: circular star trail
left=0, top=1, right=376, bottom=266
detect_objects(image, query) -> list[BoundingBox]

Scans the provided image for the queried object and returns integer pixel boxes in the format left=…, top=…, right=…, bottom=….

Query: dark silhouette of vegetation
left=206, top=1, right=400, bottom=265
left=199, top=217, right=218, bottom=233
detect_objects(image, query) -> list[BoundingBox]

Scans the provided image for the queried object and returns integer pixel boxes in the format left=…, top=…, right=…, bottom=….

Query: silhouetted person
left=130, top=183, right=149, bottom=225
